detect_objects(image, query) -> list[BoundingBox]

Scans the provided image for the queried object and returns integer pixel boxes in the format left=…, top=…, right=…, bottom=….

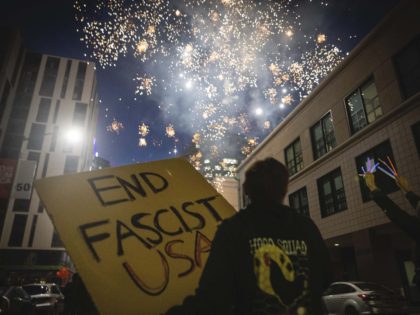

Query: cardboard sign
left=35, top=158, right=236, bottom=315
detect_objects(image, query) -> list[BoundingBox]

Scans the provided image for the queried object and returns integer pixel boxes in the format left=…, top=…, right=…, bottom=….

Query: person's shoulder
left=282, top=205, right=319, bottom=228
left=215, top=207, right=253, bottom=235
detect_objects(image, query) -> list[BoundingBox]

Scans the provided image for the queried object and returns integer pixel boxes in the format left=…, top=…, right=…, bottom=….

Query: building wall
left=238, top=1, right=420, bottom=237
left=236, top=1, right=420, bottom=291
left=218, top=177, right=240, bottom=211
left=0, top=29, right=24, bottom=143
left=0, top=46, right=99, bottom=256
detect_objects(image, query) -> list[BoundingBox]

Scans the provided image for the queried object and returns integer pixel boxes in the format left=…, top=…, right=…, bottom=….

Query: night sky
left=1, top=0, right=399, bottom=170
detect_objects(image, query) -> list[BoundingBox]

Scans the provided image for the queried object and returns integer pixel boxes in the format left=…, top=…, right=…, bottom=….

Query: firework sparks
left=139, top=138, right=147, bottom=147
left=166, top=124, right=176, bottom=138
left=106, top=119, right=124, bottom=134
left=134, top=75, right=155, bottom=96
left=77, top=0, right=345, bottom=179
left=138, top=123, right=149, bottom=137
left=317, top=33, right=327, bottom=44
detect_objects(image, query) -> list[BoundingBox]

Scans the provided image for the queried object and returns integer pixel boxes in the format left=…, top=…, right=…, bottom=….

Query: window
left=346, top=78, right=382, bottom=134
left=395, top=36, right=420, bottom=99
left=39, top=57, right=59, bottom=96
left=50, top=126, right=59, bottom=152
left=27, top=123, right=46, bottom=150
left=311, top=112, right=336, bottom=160
left=324, top=284, right=356, bottom=295
left=27, top=151, right=40, bottom=163
left=53, top=100, right=60, bottom=123
left=73, top=62, right=87, bottom=100
left=51, top=229, right=64, bottom=247
left=37, top=202, right=44, bottom=213
left=412, top=121, right=420, bottom=159
left=73, top=102, right=87, bottom=126
left=355, top=140, right=398, bottom=202
left=36, top=98, right=51, bottom=122
left=317, top=168, right=347, bottom=218
left=12, top=199, right=31, bottom=212
left=8, top=214, right=27, bottom=246
left=60, top=60, right=72, bottom=98
left=28, top=215, right=38, bottom=247
left=285, top=138, right=303, bottom=176
left=64, top=156, right=79, bottom=174
left=289, top=187, right=309, bottom=217
left=41, top=154, right=50, bottom=178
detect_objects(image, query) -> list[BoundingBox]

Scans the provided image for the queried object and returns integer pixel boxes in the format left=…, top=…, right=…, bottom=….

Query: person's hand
left=396, top=175, right=410, bottom=193
left=364, top=172, right=378, bottom=192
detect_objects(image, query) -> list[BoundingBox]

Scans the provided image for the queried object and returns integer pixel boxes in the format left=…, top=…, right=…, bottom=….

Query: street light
left=64, top=128, right=83, bottom=145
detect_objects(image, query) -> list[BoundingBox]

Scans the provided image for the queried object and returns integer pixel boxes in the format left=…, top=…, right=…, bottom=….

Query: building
left=90, top=156, right=111, bottom=171
left=0, top=29, right=99, bottom=280
left=237, top=1, right=420, bottom=304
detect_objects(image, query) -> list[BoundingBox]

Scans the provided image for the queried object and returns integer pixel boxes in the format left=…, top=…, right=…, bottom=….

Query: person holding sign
left=167, top=158, right=332, bottom=315
left=361, top=159, right=420, bottom=290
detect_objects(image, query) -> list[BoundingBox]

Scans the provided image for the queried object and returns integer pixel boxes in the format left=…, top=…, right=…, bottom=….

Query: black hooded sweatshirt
left=166, top=201, right=333, bottom=315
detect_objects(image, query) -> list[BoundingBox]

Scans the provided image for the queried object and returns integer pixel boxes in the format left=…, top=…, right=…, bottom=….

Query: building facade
left=237, top=1, right=420, bottom=304
left=0, top=30, right=99, bottom=279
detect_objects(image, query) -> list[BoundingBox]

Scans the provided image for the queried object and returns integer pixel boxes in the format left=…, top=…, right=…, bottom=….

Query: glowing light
left=255, top=108, right=263, bottom=116
left=136, top=40, right=149, bottom=53
left=138, top=123, right=149, bottom=137
left=139, top=138, right=147, bottom=147
left=317, top=33, right=327, bottom=44
left=166, top=124, right=176, bottom=138
left=65, top=128, right=83, bottom=144
left=285, top=29, right=294, bottom=37
left=185, top=80, right=193, bottom=89
left=106, top=119, right=124, bottom=134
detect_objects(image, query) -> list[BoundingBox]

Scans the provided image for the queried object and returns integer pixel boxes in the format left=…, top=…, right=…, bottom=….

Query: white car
left=22, top=283, right=64, bottom=315
left=323, top=282, right=408, bottom=315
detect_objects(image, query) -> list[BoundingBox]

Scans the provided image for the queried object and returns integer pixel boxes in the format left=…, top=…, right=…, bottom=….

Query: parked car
left=0, top=286, right=35, bottom=315
left=22, top=283, right=64, bottom=315
left=323, top=281, right=408, bottom=315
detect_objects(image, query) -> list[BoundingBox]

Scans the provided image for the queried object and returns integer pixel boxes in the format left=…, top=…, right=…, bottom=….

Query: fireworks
left=165, top=124, right=176, bottom=138
left=76, top=0, right=345, bottom=180
left=138, top=123, right=149, bottom=137
left=139, top=138, right=147, bottom=147
left=317, top=33, right=327, bottom=44
left=134, top=75, right=155, bottom=96
left=106, top=119, right=124, bottom=134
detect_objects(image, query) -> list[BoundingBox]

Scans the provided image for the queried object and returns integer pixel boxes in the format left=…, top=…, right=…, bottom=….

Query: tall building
left=0, top=29, right=99, bottom=279
left=237, top=1, right=420, bottom=304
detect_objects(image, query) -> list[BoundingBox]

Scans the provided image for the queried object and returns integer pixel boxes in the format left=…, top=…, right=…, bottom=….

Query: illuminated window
left=346, top=78, right=382, bottom=134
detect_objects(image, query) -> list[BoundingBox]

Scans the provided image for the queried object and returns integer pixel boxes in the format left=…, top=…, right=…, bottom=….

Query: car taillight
left=357, top=294, right=369, bottom=301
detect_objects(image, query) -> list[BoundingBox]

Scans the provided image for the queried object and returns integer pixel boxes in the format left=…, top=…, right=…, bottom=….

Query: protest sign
left=35, top=158, right=236, bottom=315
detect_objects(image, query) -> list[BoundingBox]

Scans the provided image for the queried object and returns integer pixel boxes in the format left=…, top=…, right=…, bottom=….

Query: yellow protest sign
left=35, top=158, right=236, bottom=315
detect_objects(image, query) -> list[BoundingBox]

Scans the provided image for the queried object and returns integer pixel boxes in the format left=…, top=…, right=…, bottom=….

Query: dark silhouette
left=63, top=273, right=99, bottom=315
left=364, top=173, right=420, bottom=290
left=166, top=158, right=332, bottom=315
